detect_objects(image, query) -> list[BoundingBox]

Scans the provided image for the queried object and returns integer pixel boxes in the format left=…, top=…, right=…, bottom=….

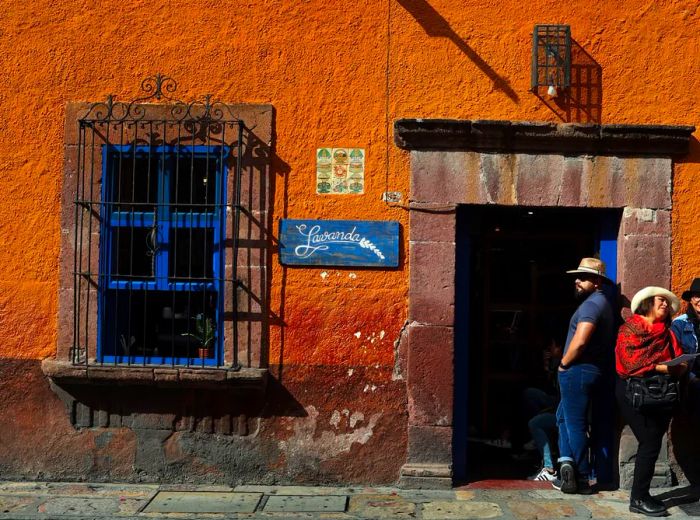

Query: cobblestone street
left=0, top=481, right=698, bottom=519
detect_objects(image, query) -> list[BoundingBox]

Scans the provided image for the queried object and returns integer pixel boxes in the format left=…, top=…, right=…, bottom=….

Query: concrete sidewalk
left=0, top=480, right=698, bottom=519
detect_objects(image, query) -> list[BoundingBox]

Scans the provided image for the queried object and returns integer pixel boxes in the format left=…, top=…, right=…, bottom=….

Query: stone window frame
left=42, top=101, right=274, bottom=389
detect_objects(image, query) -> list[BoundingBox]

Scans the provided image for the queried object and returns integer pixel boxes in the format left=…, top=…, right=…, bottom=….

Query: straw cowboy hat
left=566, top=257, right=613, bottom=284
left=630, top=286, right=681, bottom=315
left=681, top=278, right=700, bottom=301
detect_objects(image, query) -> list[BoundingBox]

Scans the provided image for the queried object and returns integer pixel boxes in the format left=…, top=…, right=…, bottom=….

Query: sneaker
left=558, top=461, right=577, bottom=494
left=551, top=478, right=563, bottom=490
left=529, top=468, right=557, bottom=482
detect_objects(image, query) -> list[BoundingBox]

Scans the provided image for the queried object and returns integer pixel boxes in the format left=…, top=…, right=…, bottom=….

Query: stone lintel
left=395, top=119, right=695, bottom=156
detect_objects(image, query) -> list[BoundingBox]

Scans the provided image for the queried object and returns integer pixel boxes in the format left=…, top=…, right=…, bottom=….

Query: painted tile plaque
left=279, top=219, right=399, bottom=267
left=316, top=148, right=365, bottom=194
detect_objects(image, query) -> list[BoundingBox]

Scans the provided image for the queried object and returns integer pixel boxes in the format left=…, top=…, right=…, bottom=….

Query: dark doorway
left=453, top=205, right=620, bottom=482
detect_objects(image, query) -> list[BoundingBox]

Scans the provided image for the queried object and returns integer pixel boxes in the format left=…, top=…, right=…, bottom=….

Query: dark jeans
left=615, top=377, right=673, bottom=500
left=686, top=377, right=700, bottom=418
left=590, top=370, right=616, bottom=486
left=557, top=364, right=601, bottom=480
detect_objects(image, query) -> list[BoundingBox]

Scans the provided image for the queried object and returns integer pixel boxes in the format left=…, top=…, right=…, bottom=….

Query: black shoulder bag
left=625, top=373, right=680, bottom=413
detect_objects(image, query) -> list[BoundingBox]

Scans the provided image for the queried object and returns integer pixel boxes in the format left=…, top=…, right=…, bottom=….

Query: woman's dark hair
left=635, top=296, right=672, bottom=326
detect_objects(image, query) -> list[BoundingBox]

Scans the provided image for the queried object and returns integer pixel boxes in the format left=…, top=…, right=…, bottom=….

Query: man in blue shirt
left=554, top=258, right=617, bottom=494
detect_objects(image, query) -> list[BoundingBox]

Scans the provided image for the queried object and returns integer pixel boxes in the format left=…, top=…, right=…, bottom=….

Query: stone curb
left=0, top=481, right=694, bottom=519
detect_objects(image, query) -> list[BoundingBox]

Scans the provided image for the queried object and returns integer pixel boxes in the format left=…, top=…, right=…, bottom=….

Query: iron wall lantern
left=531, top=24, right=571, bottom=97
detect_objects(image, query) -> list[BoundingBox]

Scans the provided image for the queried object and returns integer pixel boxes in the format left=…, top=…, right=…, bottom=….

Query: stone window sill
left=41, top=359, right=267, bottom=390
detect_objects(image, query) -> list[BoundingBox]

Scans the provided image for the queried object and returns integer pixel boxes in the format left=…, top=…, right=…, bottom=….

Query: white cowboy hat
left=630, top=286, right=680, bottom=315
left=566, top=257, right=613, bottom=284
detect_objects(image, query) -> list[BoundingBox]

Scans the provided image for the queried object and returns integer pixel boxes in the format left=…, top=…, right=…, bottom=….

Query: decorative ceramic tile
left=317, top=148, right=364, bottom=194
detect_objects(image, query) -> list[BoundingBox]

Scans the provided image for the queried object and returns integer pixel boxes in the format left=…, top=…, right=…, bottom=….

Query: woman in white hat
left=615, top=287, right=687, bottom=516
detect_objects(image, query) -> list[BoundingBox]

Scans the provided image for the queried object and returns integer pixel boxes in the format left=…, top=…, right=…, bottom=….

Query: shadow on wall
left=534, top=40, right=603, bottom=123
left=225, top=117, right=289, bottom=373
left=671, top=411, right=700, bottom=487
left=229, top=127, right=274, bottom=370
left=677, top=136, right=700, bottom=166
left=49, top=373, right=308, bottom=435
left=395, top=0, right=519, bottom=102
left=268, top=145, right=290, bottom=382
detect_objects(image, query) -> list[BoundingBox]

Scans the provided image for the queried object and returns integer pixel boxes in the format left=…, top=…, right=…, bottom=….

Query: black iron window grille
left=531, top=24, right=571, bottom=93
left=71, top=74, right=245, bottom=368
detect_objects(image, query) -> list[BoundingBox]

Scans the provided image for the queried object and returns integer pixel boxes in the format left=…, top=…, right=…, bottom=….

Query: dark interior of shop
left=453, top=204, right=620, bottom=482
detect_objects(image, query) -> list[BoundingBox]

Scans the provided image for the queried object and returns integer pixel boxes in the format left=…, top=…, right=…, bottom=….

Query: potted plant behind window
left=181, top=313, right=215, bottom=360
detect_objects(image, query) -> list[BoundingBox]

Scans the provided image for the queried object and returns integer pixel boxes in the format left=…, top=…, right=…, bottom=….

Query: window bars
left=71, top=74, right=244, bottom=368
left=531, top=25, right=571, bottom=93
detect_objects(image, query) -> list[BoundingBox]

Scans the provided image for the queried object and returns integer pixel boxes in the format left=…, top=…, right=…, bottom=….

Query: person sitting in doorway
left=526, top=339, right=561, bottom=482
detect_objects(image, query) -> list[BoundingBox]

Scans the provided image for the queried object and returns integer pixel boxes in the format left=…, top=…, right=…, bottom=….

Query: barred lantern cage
left=531, top=24, right=571, bottom=95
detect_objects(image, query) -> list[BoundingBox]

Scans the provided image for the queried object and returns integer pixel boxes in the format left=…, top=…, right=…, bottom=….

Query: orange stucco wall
left=1, top=0, right=698, bottom=369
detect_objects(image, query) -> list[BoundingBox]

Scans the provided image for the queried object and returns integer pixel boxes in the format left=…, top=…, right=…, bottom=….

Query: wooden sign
left=279, top=219, right=399, bottom=267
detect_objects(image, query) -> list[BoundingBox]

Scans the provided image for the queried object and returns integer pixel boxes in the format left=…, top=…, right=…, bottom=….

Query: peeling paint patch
left=354, top=331, right=361, bottom=339
left=349, top=412, right=364, bottom=428
left=320, top=271, right=329, bottom=279
left=330, top=410, right=341, bottom=429
left=347, top=369, right=354, bottom=377
left=348, top=272, right=357, bottom=279
left=379, top=330, right=386, bottom=340
left=279, top=406, right=381, bottom=464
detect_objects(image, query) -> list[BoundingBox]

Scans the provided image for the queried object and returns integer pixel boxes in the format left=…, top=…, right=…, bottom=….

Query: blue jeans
left=557, top=364, right=601, bottom=481
left=529, top=412, right=557, bottom=468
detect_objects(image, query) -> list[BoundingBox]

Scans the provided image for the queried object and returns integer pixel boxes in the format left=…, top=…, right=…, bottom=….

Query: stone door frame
left=394, top=120, right=694, bottom=488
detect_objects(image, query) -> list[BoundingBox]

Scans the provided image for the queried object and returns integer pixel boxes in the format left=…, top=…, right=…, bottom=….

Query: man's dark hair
left=634, top=296, right=672, bottom=326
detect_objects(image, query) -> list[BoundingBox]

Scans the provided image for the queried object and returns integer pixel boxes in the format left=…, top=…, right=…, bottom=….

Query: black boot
left=629, top=495, right=668, bottom=517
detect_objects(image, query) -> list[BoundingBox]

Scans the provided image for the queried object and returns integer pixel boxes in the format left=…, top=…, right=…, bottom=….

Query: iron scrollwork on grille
left=81, top=73, right=243, bottom=124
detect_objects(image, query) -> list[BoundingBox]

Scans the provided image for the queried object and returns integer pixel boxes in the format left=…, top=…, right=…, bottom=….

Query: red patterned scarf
left=615, top=314, right=675, bottom=378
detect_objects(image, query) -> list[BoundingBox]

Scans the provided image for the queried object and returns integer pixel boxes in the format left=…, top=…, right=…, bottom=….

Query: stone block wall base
left=398, top=475, right=453, bottom=490
left=399, top=463, right=452, bottom=489
left=619, top=462, right=674, bottom=490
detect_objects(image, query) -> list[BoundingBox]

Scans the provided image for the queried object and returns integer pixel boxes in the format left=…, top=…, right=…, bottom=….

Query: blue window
left=98, top=145, right=228, bottom=366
